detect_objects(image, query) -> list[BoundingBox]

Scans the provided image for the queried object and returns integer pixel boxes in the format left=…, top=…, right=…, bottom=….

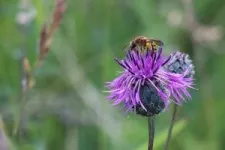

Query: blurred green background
left=1, top=0, right=225, bottom=150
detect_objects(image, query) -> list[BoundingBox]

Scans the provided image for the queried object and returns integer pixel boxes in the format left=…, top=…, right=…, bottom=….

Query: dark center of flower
left=135, top=83, right=165, bottom=117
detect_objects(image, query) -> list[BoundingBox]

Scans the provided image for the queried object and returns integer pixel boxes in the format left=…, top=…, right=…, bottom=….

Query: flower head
left=106, top=47, right=194, bottom=117
left=165, top=51, right=195, bottom=78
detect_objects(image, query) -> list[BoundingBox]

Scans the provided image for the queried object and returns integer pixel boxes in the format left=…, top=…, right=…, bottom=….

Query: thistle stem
left=148, top=116, right=155, bottom=150
left=164, top=104, right=178, bottom=150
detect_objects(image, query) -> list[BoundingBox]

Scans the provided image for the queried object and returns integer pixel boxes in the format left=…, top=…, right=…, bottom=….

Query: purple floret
left=106, top=48, right=194, bottom=116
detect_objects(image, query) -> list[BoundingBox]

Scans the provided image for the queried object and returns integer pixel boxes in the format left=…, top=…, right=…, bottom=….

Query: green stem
left=164, top=104, right=178, bottom=150
left=148, top=117, right=155, bottom=150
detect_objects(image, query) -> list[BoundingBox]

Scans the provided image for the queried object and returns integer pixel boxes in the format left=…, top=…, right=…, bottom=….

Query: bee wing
left=150, top=39, right=164, bottom=46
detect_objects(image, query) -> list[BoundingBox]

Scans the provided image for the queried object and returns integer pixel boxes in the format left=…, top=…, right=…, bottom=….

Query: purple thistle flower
left=106, top=48, right=194, bottom=117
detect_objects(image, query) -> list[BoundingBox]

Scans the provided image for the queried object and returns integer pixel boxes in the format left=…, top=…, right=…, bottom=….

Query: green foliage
left=0, top=0, right=225, bottom=150
left=137, top=119, right=187, bottom=150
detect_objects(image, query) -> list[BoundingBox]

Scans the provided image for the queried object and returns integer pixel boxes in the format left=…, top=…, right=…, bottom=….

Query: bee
left=127, top=36, right=164, bottom=53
